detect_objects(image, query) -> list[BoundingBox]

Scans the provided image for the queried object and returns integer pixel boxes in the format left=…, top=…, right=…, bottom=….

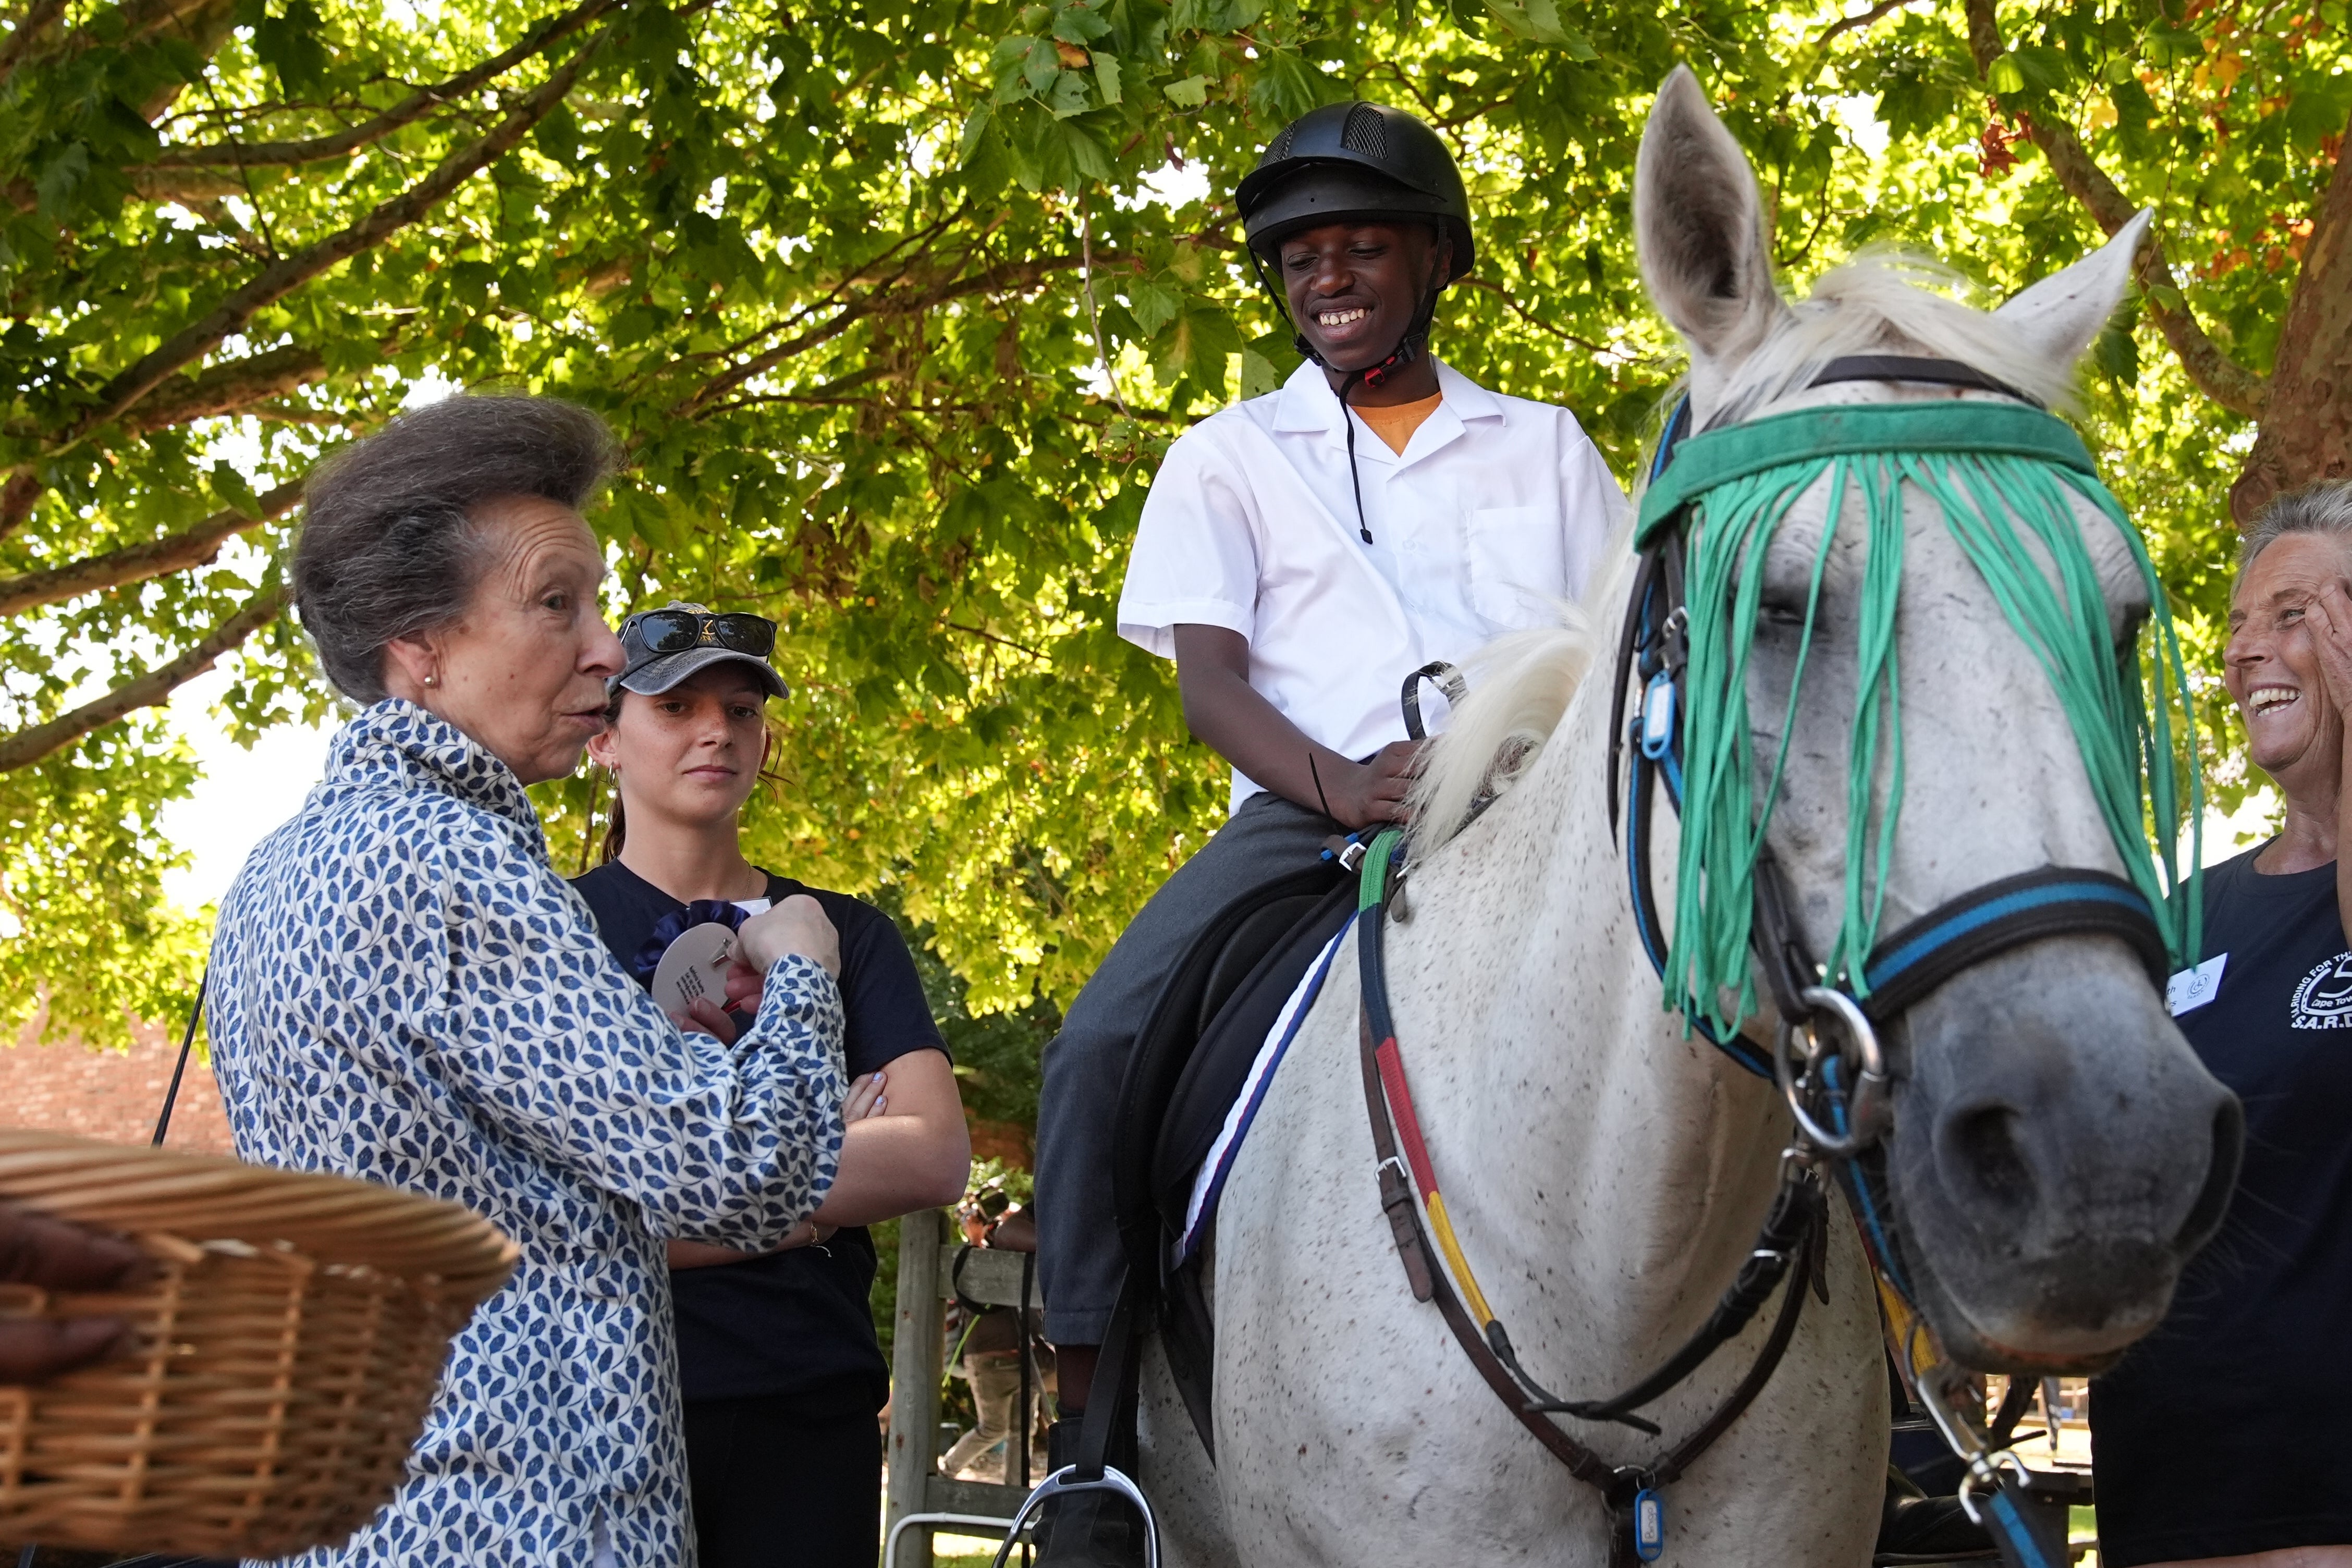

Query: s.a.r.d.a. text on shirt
left=1116, top=357, right=1629, bottom=811
left=205, top=700, right=848, bottom=1568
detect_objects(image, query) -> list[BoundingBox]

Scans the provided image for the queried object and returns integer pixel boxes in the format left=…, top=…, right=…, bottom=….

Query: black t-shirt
left=571, top=860, right=947, bottom=1410
left=2091, top=846, right=2352, bottom=1565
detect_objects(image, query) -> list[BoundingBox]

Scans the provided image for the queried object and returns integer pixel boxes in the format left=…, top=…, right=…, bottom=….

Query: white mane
left=1407, top=546, right=1625, bottom=850
left=1713, top=251, right=2077, bottom=424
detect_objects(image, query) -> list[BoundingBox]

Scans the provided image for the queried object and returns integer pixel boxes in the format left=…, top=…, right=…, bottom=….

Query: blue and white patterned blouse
left=207, top=701, right=846, bottom=1567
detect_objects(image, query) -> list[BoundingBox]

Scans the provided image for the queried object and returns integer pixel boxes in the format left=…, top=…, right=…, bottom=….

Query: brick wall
left=0, top=1008, right=234, bottom=1155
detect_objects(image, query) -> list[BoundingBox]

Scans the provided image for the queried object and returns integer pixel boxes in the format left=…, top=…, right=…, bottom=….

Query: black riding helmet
left=1237, top=101, right=1475, bottom=278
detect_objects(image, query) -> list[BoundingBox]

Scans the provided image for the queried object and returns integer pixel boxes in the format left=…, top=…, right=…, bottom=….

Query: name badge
left=2167, top=953, right=2227, bottom=1016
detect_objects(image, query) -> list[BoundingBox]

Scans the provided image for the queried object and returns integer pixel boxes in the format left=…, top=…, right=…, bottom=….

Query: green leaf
left=1162, top=74, right=1211, bottom=108
left=1987, top=54, right=2026, bottom=94
left=32, top=144, right=90, bottom=218
left=958, top=105, right=995, bottom=167
left=1126, top=277, right=1183, bottom=336
left=1022, top=36, right=1060, bottom=93
left=2010, top=45, right=2071, bottom=91
left=1092, top=51, right=1122, bottom=106
left=1479, top=0, right=1590, bottom=50
left=1154, top=304, right=1242, bottom=386
left=253, top=0, right=330, bottom=94
left=1061, top=121, right=1113, bottom=183
left=1240, top=329, right=1299, bottom=398
left=1046, top=68, right=1093, bottom=118
left=1051, top=2, right=1112, bottom=44
left=209, top=461, right=260, bottom=519
left=1247, top=47, right=1333, bottom=119
left=2285, top=75, right=2352, bottom=151
left=2092, top=313, right=2141, bottom=385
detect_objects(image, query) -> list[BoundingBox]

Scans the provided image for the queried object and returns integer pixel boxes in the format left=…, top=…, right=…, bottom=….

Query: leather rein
left=1355, top=358, right=2172, bottom=1567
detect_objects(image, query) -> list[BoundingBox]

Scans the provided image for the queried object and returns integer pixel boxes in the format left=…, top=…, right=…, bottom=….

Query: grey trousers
left=1036, top=789, right=1339, bottom=1344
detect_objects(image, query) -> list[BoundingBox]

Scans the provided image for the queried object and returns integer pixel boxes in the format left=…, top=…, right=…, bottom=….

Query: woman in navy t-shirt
left=574, top=604, right=970, bottom=1568
left=2091, top=485, right=2352, bottom=1568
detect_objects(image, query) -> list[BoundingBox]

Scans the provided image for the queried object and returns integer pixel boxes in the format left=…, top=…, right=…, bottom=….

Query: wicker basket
left=0, top=1130, right=519, bottom=1559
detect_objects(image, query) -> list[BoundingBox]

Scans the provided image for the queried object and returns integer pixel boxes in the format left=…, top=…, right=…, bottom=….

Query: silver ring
left=1773, top=986, right=1890, bottom=1157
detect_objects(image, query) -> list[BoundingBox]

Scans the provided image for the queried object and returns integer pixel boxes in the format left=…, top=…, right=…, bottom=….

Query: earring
left=422, top=674, right=438, bottom=688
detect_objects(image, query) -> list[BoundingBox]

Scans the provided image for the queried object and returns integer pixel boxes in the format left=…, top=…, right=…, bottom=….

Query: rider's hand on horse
left=0, top=1205, right=152, bottom=1382
left=737, top=894, right=840, bottom=978
left=1329, top=739, right=1427, bottom=829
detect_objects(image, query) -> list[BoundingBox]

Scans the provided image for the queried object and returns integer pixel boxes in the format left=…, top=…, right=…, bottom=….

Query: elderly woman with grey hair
left=2089, top=479, right=2352, bottom=1568
left=206, top=394, right=847, bottom=1568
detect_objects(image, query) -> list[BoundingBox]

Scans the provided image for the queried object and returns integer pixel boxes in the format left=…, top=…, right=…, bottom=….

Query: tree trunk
left=2234, top=114, right=2352, bottom=526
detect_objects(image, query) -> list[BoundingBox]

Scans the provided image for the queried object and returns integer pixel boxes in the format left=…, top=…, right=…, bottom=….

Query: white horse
left=1132, top=68, right=2237, bottom=1567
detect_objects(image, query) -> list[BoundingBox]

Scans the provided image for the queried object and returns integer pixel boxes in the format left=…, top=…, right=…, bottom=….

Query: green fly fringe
left=1668, top=450, right=2202, bottom=1038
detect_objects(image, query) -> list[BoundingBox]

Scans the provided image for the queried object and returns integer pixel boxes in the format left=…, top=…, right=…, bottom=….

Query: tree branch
left=54, top=16, right=610, bottom=449
left=2231, top=100, right=2352, bottom=524
left=0, top=480, right=299, bottom=617
left=1960, top=0, right=2268, bottom=418
left=0, top=580, right=282, bottom=771
left=131, top=0, right=616, bottom=172
left=1783, top=0, right=1931, bottom=90
left=671, top=252, right=1103, bottom=420
left=123, top=347, right=328, bottom=433
left=0, top=0, right=68, bottom=83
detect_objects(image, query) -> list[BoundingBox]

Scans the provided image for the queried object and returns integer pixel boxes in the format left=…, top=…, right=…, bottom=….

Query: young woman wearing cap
left=1030, top=101, right=1627, bottom=1566
left=573, top=603, right=972, bottom=1568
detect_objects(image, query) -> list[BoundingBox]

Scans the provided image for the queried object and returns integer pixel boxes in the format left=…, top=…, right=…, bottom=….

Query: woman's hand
left=846, top=1069, right=888, bottom=1120
left=2307, top=580, right=2352, bottom=715
left=660, top=1074, right=884, bottom=1269
left=665, top=1218, right=836, bottom=1271
left=675, top=996, right=737, bottom=1045
left=737, top=895, right=840, bottom=978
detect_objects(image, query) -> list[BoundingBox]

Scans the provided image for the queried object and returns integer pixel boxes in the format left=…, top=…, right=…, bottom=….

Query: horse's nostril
left=2174, top=1094, right=2245, bottom=1252
left=1950, top=1105, right=2036, bottom=1211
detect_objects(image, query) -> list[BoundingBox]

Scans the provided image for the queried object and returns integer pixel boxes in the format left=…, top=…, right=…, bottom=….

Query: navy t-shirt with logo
left=572, top=860, right=947, bottom=1413
left=2091, top=845, right=2352, bottom=1565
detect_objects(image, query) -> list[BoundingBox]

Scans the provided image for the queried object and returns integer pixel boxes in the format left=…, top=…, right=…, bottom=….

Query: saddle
left=1101, top=855, right=1357, bottom=1458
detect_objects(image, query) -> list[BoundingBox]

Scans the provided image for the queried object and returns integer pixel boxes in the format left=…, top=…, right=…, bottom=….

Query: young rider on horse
left=1032, top=100, right=1627, bottom=1562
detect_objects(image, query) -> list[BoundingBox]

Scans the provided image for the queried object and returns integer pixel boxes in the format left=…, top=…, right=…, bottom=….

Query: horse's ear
left=1635, top=66, right=1786, bottom=371
left=1993, top=209, right=2151, bottom=369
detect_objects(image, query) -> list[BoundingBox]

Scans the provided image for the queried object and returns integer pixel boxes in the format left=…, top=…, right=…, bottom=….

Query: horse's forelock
left=1709, top=252, right=2078, bottom=426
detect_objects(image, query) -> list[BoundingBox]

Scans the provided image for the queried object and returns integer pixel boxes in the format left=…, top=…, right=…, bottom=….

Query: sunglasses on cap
left=622, top=608, right=777, bottom=659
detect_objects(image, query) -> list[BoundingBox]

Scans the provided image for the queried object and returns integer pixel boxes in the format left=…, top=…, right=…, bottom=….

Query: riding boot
left=1032, top=1417, right=1144, bottom=1568
left=1874, top=1463, right=1996, bottom=1562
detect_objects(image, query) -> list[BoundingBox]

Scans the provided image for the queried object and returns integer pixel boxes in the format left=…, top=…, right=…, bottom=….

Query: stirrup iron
left=989, top=1464, right=1161, bottom=1568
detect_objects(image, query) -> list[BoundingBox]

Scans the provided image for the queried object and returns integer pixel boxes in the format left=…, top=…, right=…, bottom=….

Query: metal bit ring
left=1773, top=986, right=1890, bottom=1158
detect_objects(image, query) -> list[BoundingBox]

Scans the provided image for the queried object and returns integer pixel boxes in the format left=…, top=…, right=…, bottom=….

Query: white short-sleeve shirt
left=1118, top=357, right=1630, bottom=810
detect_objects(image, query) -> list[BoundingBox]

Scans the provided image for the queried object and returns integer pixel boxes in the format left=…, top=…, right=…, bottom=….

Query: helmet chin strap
left=1293, top=280, right=1443, bottom=546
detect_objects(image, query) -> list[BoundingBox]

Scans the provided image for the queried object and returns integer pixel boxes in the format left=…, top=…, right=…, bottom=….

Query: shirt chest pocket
left=1466, top=506, right=1567, bottom=629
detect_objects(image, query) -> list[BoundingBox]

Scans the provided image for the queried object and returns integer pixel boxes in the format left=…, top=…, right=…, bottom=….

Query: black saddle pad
left=1108, top=862, right=1348, bottom=1279
left=1149, top=879, right=1357, bottom=1234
